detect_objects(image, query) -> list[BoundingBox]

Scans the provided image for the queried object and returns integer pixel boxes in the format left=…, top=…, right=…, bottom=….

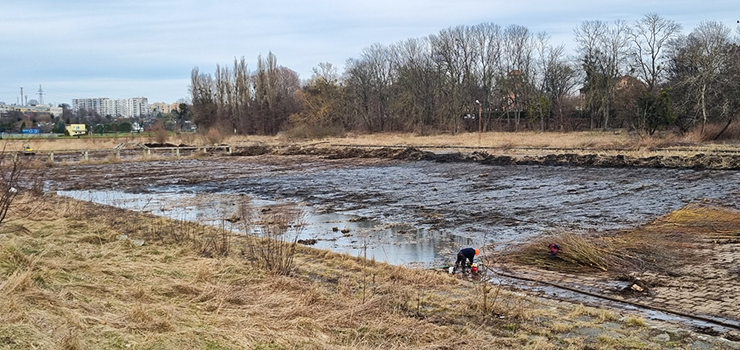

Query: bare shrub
left=205, top=127, right=224, bottom=145
left=0, top=143, right=45, bottom=226
left=701, top=122, right=740, bottom=142
left=199, top=219, right=231, bottom=257
left=179, top=132, right=196, bottom=146
left=152, top=122, right=168, bottom=144
left=242, top=203, right=306, bottom=276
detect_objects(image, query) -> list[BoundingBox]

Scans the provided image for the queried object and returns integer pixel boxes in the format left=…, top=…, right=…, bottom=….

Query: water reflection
left=58, top=189, right=470, bottom=267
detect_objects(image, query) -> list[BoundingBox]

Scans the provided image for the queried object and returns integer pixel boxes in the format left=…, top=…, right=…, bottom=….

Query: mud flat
left=48, top=149, right=740, bottom=264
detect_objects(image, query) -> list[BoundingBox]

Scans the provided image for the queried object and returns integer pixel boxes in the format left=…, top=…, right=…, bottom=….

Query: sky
left=1, top=0, right=737, bottom=106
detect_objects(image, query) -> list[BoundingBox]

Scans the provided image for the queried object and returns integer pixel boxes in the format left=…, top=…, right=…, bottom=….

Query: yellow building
left=65, top=124, right=87, bottom=136
left=150, top=102, right=179, bottom=114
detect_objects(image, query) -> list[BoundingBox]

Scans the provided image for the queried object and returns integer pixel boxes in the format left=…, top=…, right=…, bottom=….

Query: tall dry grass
left=0, top=194, right=718, bottom=349
left=506, top=203, right=739, bottom=274
left=0, top=195, right=505, bottom=348
left=4, top=129, right=714, bottom=154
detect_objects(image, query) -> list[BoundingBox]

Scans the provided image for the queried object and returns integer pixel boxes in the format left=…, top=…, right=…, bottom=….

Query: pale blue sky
left=1, top=0, right=737, bottom=105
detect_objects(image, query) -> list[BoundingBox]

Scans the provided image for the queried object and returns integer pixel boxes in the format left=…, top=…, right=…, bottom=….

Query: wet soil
left=263, top=145, right=740, bottom=170
left=47, top=152, right=740, bottom=261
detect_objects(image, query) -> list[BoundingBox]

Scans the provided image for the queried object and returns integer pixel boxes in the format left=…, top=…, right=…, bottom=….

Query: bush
left=282, top=123, right=344, bottom=140
left=205, top=128, right=224, bottom=145
left=155, top=128, right=168, bottom=144
left=150, top=121, right=168, bottom=144
left=700, top=122, right=740, bottom=142
left=240, top=203, right=306, bottom=276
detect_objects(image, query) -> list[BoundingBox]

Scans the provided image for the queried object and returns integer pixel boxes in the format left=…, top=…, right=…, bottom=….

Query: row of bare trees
left=190, top=15, right=740, bottom=137
left=190, top=52, right=300, bottom=135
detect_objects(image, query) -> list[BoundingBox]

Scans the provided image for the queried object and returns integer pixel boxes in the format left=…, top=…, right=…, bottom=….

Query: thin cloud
left=1, top=0, right=737, bottom=105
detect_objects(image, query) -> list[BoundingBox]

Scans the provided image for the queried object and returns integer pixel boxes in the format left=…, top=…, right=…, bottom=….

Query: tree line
left=190, top=14, right=740, bottom=137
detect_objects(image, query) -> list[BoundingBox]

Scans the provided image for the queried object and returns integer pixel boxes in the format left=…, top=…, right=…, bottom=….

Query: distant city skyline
left=2, top=0, right=737, bottom=106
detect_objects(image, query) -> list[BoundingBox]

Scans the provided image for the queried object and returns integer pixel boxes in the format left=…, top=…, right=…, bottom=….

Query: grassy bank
left=1, top=195, right=730, bottom=349
left=3, top=130, right=726, bottom=154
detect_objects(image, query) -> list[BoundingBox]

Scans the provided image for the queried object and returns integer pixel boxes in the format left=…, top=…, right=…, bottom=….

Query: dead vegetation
left=0, top=194, right=724, bottom=349
left=505, top=203, right=740, bottom=274
left=0, top=194, right=535, bottom=349
left=3, top=129, right=726, bottom=153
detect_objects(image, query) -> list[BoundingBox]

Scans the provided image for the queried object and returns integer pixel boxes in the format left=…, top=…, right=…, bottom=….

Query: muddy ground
left=493, top=206, right=740, bottom=341
left=44, top=147, right=740, bottom=339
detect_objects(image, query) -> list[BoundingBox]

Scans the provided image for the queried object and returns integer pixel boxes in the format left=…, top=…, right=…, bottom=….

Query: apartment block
left=72, top=97, right=149, bottom=118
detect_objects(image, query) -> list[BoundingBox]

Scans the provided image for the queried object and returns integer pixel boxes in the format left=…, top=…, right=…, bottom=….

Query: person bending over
left=455, top=247, right=479, bottom=271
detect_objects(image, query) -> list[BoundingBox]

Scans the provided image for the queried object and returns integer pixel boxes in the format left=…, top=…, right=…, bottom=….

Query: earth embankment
left=232, top=145, right=740, bottom=170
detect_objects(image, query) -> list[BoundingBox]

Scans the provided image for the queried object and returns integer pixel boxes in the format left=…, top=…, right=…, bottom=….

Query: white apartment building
left=72, top=97, right=149, bottom=118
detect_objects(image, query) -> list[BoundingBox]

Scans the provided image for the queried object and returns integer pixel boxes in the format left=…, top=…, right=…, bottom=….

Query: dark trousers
left=455, top=252, right=473, bottom=269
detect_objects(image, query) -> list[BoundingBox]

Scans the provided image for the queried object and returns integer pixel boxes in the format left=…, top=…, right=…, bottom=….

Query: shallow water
left=53, top=158, right=740, bottom=267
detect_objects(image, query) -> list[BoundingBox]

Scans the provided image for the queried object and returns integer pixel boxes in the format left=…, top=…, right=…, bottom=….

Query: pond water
left=53, top=158, right=740, bottom=267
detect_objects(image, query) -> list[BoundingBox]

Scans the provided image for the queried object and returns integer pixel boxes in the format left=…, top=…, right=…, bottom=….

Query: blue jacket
left=459, top=247, right=476, bottom=260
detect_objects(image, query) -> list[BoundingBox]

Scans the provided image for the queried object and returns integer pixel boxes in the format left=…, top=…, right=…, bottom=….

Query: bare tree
left=668, top=21, right=735, bottom=134
left=629, top=13, right=682, bottom=92
left=311, top=62, right=339, bottom=84
left=389, top=38, right=440, bottom=133
left=431, top=26, right=482, bottom=132
left=350, top=43, right=395, bottom=131
left=233, top=57, right=253, bottom=134
left=190, top=67, right=218, bottom=131
left=498, top=24, right=536, bottom=130
left=575, top=20, right=631, bottom=129
left=536, top=38, right=577, bottom=131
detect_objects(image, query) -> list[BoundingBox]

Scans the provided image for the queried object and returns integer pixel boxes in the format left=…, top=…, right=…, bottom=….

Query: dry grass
left=293, top=131, right=639, bottom=150
left=5, top=130, right=719, bottom=154
left=0, top=195, right=725, bottom=349
left=505, top=230, right=641, bottom=273
left=506, top=203, right=740, bottom=274
left=0, top=195, right=539, bottom=349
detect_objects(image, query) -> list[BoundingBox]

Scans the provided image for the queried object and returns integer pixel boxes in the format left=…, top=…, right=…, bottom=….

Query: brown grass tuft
left=59, top=329, right=83, bottom=350
left=506, top=203, right=737, bottom=274
left=506, top=230, right=637, bottom=273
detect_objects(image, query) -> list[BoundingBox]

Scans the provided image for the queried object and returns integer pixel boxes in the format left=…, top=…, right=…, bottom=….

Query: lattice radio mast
left=38, top=85, right=44, bottom=105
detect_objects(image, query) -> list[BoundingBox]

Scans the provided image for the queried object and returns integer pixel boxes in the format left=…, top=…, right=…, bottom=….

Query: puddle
left=58, top=189, right=474, bottom=266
